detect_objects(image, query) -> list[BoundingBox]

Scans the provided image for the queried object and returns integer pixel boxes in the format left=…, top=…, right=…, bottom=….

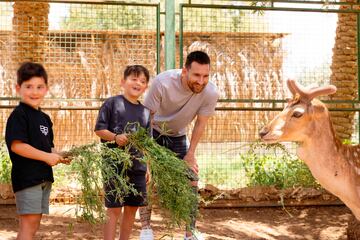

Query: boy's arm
left=11, top=140, right=63, bottom=166
left=95, top=129, right=128, bottom=146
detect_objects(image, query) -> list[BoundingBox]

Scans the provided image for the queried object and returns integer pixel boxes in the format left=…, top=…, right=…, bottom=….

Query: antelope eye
left=292, top=111, right=303, bottom=118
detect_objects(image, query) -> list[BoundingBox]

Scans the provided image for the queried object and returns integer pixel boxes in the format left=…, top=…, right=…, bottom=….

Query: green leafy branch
left=67, top=126, right=197, bottom=228
left=67, top=142, right=137, bottom=224
left=128, top=126, right=198, bottom=228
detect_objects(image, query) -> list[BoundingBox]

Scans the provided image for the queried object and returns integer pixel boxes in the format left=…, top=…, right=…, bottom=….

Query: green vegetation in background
left=343, top=138, right=358, bottom=145
left=198, top=141, right=319, bottom=189
left=198, top=155, right=246, bottom=189
left=61, top=4, right=154, bottom=30
left=182, top=7, right=268, bottom=33
left=59, top=1, right=267, bottom=32
left=296, top=63, right=332, bottom=87
left=0, top=140, right=11, bottom=184
left=241, top=141, right=319, bottom=189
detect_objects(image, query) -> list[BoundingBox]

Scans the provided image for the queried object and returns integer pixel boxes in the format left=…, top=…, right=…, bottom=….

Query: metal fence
left=179, top=1, right=360, bottom=188
left=1, top=0, right=360, bottom=190
left=0, top=0, right=160, bottom=149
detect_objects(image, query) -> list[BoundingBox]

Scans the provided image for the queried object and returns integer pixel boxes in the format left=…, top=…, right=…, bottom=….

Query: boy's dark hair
left=17, top=62, right=48, bottom=86
left=124, top=65, right=150, bottom=83
left=185, top=51, right=210, bottom=69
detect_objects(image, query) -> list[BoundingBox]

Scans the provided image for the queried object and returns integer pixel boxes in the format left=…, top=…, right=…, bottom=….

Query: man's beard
left=188, top=82, right=205, bottom=93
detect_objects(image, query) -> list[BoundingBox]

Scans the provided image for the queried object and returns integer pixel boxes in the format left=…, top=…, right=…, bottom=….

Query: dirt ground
left=0, top=204, right=352, bottom=240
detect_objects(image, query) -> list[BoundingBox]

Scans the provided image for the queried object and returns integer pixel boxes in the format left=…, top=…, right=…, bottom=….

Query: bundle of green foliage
left=0, top=140, right=11, bottom=184
left=128, top=127, right=197, bottom=228
left=241, top=141, right=319, bottom=189
left=68, top=126, right=196, bottom=228
left=67, top=142, right=137, bottom=224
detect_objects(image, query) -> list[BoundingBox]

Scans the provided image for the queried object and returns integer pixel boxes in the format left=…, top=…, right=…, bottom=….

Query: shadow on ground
left=0, top=204, right=352, bottom=240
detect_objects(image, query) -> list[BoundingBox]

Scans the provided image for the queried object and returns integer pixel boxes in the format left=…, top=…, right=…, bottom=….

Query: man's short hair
left=185, top=51, right=210, bottom=69
left=17, top=62, right=48, bottom=86
left=124, top=65, right=150, bottom=83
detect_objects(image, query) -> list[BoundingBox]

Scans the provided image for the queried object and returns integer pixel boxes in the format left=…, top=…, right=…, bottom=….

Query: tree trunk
left=12, top=2, right=49, bottom=65
left=329, top=0, right=357, bottom=141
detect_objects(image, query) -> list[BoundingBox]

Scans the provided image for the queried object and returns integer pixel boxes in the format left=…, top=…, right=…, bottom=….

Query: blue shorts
left=15, top=182, right=52, bottom=215
left=104, top=173, right=147, bottom=208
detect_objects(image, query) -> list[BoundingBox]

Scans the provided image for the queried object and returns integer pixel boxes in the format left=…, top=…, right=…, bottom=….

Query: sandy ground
left=0, top=204, right=352, bottom=240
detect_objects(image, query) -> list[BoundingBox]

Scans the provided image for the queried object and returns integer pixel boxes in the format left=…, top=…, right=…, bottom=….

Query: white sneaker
left=184, top=230, right=204, bottom=240
left=140, top=228, right=154, bottom=240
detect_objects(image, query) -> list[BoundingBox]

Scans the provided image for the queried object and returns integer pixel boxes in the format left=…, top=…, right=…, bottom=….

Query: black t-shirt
left=95, top=95, right=151, bottom=174
left=5, top=102, right=54, bottom=193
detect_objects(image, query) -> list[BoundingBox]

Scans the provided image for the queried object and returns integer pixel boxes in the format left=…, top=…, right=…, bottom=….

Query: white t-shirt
left=144, top=69, right=219, bottom=136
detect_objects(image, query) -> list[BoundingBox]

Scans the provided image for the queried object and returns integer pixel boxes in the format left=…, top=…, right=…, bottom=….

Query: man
left=139, top=51, right=219, bottom=240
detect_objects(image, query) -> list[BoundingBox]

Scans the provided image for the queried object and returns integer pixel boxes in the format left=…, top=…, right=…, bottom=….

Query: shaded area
left=0, top=204, right=352, bottom=240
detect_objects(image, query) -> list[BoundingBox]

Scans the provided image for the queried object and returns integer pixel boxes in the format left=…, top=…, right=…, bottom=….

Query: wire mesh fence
left=0, top=1, right=360, bottom=192
left=0, top=1, right=159, bottom=150
left=180, top=2, right=360, bottom=188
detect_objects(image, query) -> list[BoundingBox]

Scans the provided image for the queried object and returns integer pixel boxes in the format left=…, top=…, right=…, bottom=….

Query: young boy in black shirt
left=5, top=62, right=68, bottom=239
left=95, top=65, right=151, bottom=240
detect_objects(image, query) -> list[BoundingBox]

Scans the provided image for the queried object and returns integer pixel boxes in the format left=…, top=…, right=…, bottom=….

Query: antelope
left=259, top=79, right=360, bottom=220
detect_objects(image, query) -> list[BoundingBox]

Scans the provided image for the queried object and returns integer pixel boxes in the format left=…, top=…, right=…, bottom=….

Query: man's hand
left=115, top=134, right=128, bottom=146
left=183, top=152, right=199, bottom=175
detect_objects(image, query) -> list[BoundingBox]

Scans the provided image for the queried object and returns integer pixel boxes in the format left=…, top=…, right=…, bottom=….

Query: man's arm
left=184, top=115, right=209, bottom=175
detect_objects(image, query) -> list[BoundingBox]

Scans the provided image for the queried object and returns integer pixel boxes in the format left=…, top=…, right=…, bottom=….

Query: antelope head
left=259, top=79, right=337, bottom=144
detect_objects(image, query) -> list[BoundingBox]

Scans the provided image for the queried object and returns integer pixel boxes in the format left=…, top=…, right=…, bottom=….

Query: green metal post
left=165, top=0, right=176, bottom=70
left=179, top=4, right=183, bottom=68
left=156, top=3, right=160, bottom=74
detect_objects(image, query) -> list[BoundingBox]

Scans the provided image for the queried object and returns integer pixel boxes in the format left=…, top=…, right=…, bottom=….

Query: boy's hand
left=59, top=157, right=72, bottom=165
left=58, top=151, right=72, bottom=165
left=59, top=151, right=71, bottom=158
left=115, top=134, right=128, bottom=146
left=46, top=153, right=64, bottom=166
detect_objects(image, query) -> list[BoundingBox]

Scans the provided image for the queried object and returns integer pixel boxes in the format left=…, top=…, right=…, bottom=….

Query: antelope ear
left=311, top=102, right=327, bottom=117
left=286, top=79, right=297, bottom=96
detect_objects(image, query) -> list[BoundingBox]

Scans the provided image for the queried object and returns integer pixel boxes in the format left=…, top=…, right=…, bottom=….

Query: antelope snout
left=259, top=127, right=269, bottom=139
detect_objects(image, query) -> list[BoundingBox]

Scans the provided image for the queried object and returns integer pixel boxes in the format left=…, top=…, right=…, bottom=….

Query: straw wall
left=0, top=30, right=158, bottom=149
left=0, top=30, right=285, bottom=148
left=179, top=32, right=286, bottom=142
